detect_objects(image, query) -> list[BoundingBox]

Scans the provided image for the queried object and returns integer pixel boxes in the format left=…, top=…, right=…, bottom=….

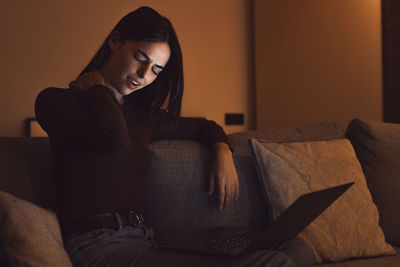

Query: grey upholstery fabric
left=0, top=137, right=55, bottom=210
left=346, top=119, right=400, bottom=246
left=144, top=140, right=268, bottom=240
left=228, top=121, right=345, bottom=156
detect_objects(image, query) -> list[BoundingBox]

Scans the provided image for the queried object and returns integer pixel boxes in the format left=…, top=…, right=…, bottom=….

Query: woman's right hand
left=71, top=71, right=105, bottom=91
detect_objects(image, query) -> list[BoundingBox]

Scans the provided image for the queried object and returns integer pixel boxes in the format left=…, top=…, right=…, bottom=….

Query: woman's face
left=101, top=39, right=171, bottom=96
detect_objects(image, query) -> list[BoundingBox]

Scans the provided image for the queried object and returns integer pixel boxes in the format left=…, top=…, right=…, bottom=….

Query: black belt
left=66, top=211, right=144, bottom=238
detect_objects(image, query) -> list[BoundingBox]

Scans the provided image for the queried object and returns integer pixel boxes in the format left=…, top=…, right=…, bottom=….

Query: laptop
left=158, top=182, right=354, bottom=256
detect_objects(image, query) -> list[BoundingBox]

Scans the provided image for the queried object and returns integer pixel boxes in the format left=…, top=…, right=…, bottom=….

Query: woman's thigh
left=65, top=224, right=156, bottom=267
left=66, top=226, right=314, bottom=267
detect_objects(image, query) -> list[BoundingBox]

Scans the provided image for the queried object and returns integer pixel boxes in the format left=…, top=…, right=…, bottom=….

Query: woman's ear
left=108, top=31, right=121, bottom=51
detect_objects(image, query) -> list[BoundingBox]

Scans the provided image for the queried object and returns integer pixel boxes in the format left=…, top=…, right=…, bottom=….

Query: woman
left=35, top=6, right=314, bottom=267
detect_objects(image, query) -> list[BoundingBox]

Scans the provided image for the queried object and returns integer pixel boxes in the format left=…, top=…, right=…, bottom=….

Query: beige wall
left=0, top=0, right=253, bottom=136
left=254, top=0, right=382, bottom=129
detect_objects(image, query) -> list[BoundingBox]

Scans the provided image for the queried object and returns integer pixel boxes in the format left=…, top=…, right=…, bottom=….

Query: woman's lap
left=65, top=225, right=314, bottom=267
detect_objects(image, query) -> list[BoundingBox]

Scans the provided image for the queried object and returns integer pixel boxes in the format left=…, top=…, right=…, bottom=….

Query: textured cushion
left=346, top=119, right=400, bottom=245
left=248, top=138, right=395, bottom=263
left=0, top=191, right=72, bottom=266
left=144, top=140, right=268, bottom=240
left=228, top=121, right=345, bottom=227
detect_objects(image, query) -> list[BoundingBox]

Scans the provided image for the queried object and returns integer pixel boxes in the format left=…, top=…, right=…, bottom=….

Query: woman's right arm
left=35, top=84, right=130, bottom=153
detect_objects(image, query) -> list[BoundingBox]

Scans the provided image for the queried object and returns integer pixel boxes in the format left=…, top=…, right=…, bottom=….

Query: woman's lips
left=127, top=77, right=141, bottom=89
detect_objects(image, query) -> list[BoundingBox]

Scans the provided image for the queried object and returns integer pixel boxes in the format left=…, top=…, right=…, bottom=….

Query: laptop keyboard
left=198, top=229, right=263, bottom=253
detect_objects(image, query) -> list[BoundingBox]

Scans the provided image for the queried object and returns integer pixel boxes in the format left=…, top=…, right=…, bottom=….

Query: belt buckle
left=126, top=210, right=144, bottom=225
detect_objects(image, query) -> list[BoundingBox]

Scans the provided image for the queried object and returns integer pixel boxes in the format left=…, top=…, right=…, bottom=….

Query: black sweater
left=35, top=85, right=228, bottom=230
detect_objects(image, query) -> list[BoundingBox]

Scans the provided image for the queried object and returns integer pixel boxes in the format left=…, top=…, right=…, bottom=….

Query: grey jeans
left=65, top=215, right=315, bottom=267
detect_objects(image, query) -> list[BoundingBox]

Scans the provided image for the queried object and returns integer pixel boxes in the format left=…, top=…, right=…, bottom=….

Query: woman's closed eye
left=137, top=62, right=161, bottom=76
left=134, top=53, right=147, bottom=62
left=151, top=66, right=162, bottom=76
left=134, top=50, right=164, bottom=76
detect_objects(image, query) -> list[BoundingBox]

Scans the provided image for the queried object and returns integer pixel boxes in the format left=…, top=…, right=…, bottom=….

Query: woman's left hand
left=209, top=142, right=239, bottom=210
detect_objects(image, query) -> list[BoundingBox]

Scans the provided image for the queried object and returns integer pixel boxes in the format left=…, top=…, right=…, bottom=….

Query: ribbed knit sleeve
left=35, top=86, right=130, bottom=153
left=150, top=112, right=229, bottom=148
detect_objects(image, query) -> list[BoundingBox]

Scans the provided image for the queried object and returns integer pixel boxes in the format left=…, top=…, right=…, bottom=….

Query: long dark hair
left=79, top=6, right=183, bottom=116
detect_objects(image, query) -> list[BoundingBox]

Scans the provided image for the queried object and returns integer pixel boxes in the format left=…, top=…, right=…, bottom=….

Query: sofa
left=0, top=119, right=399, bottom=266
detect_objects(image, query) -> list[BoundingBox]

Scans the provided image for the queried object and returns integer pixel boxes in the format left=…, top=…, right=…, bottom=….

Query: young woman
left=35, top=6, right=314, bottom=267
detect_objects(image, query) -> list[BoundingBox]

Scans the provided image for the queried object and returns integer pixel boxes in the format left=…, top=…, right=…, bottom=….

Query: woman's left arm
left=150, top=114, right=239, bottom=210
left=210, top=142, right=239, bottom=210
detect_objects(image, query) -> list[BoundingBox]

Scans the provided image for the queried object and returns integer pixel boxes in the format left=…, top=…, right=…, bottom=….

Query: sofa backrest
left=0, top=137, right=55, bottom=210
left=144, top=140, right=269, bottom=239
left=0, top=121, right=345, bottom=239
left=0, top=137, right=270, bottom=239
left=145, top=121, right=345, bottom=238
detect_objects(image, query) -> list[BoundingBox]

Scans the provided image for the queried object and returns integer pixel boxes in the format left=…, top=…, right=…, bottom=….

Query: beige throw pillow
left=248, top=138, right=395, bottom=263
left=0, top=191, right=73, bottom=267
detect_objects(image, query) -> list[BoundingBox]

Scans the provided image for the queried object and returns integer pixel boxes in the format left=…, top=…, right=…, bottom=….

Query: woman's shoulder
left=35, top=87, right=81, bottom=113
left=36, top=87, right=79, bottom=103
left=37, top=87, right=73, bottom=97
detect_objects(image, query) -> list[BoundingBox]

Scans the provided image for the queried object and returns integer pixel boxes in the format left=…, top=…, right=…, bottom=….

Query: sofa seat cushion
left=248, top=138, right=395, bottom=263
left=346, top=119, right=400, bottom=246
left=316, top=247, right=400, bottom=267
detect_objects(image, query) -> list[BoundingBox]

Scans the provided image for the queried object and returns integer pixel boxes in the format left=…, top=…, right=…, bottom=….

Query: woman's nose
left=137, top=63, right=151, bottom=79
